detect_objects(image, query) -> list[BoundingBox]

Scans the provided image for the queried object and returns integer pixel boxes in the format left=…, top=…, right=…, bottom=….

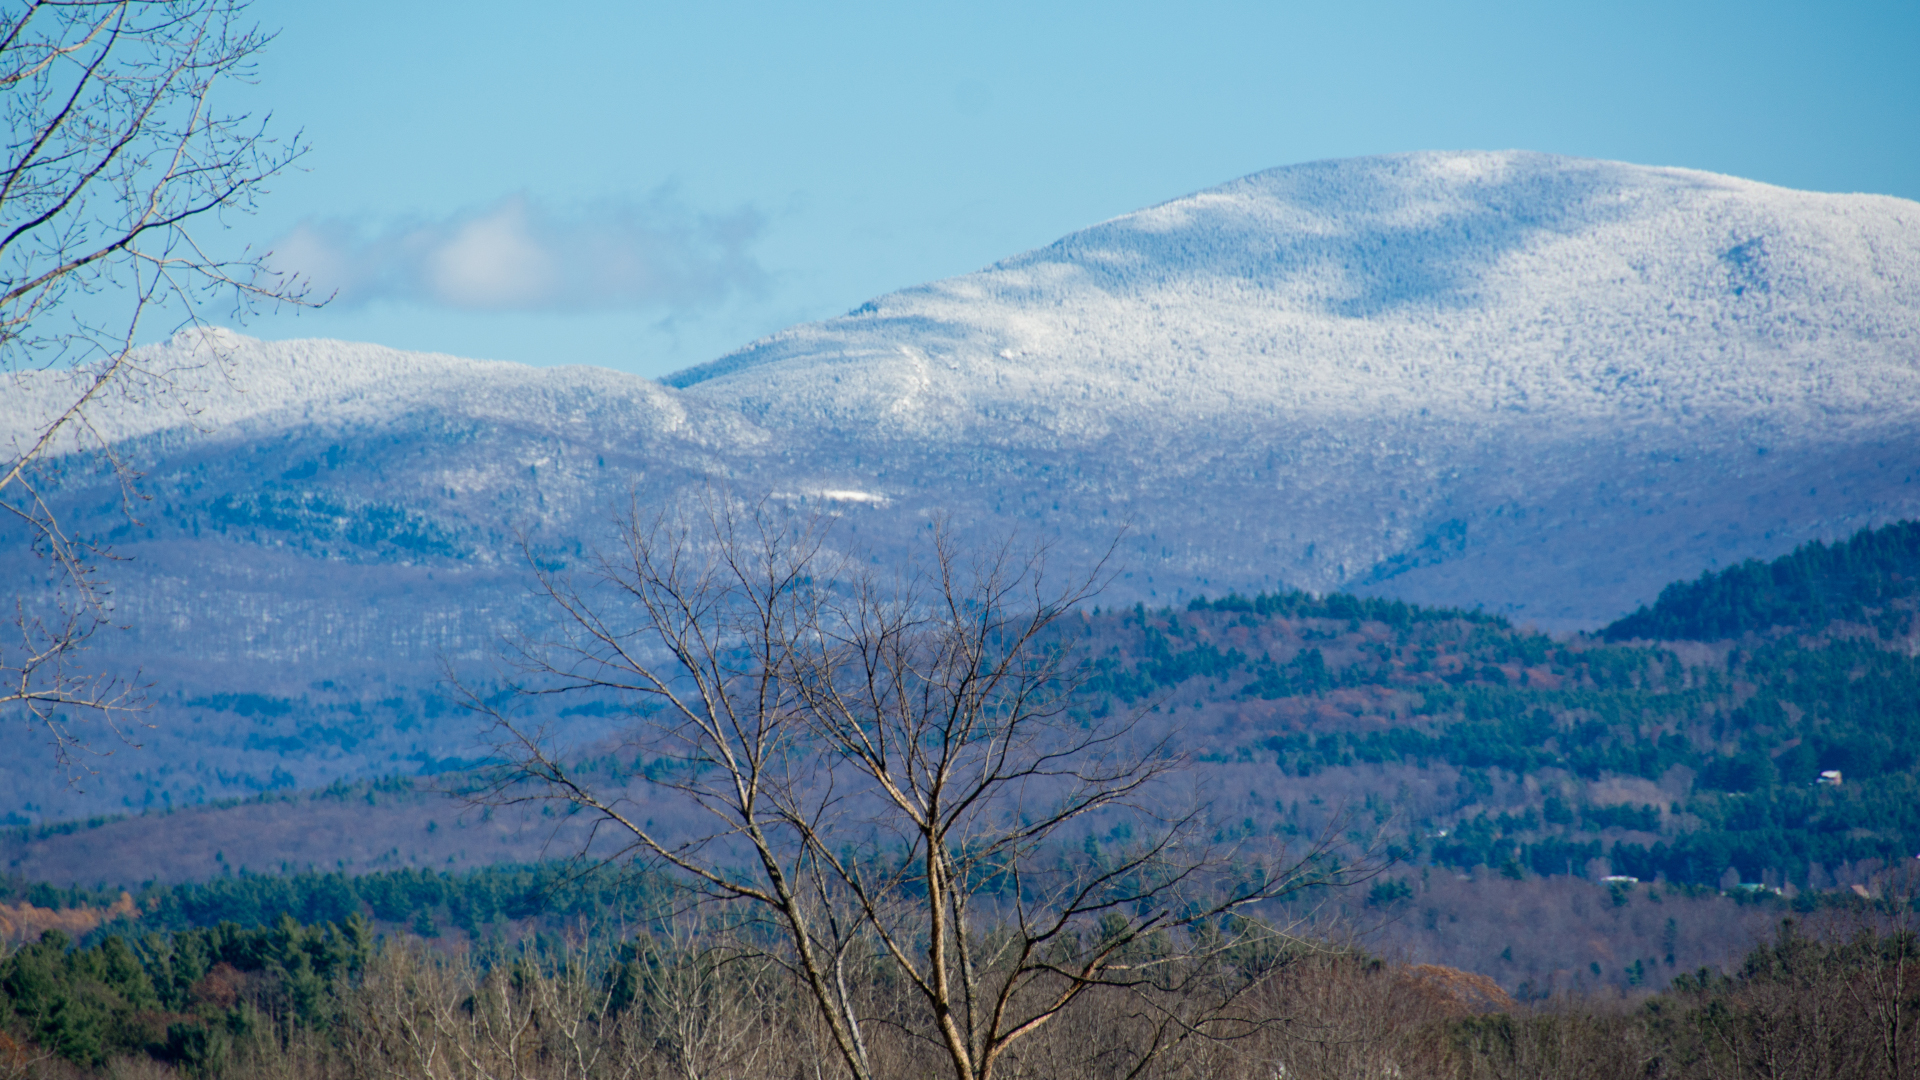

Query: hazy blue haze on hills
left=3, top=151, right=1918, bottom=822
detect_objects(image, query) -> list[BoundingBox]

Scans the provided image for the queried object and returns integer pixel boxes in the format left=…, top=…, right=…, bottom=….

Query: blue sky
left=226, top=0, right=1919, bottom=379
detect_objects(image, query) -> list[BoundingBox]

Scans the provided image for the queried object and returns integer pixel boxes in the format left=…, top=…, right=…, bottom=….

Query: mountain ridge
left=667, top=151, right=1920, bottom=428
left=4, top=149, right=1919, bottom=818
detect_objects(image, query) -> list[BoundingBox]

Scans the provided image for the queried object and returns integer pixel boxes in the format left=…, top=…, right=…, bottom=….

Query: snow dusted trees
left=1, top=0, right=312, bottom=767
left=469, top=496, right=1371, bottom=1080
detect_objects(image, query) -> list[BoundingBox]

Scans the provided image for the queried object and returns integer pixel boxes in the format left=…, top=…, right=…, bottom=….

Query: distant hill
left=1605, top=520, right=1920, bottom=641
left=15, top=579, right=1918, bottom=900
left=12, top=576, right=1919, bottom=994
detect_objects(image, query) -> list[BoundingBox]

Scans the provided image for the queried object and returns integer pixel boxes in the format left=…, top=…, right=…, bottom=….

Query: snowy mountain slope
left=3, top=334, right=767, bottom=821
left=4, top=150, right=1919, bottom=819
left=4, top=329, right=759, bottom=465
left=660, top=151, right=1920, bottom=613
left=673, top=152, right=1919, bottom=432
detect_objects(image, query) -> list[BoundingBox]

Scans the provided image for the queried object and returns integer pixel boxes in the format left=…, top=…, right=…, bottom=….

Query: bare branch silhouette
left=464, top=490, right=1379, bottom=1080
left=1, top=0, right=318, bottom=772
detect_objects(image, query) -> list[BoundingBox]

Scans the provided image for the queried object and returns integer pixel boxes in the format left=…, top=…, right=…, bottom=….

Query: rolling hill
left=10, top=518, right=1918, bottom=994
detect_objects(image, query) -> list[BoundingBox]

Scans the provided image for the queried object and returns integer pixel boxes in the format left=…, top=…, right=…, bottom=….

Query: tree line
left=2, top=905, right=1913, bottom=1079
left=1604, top=519, right=1920, bottom=641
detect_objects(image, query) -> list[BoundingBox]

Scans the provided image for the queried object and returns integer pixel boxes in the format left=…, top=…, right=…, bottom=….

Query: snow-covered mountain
left=664, top=151, right=1920, bottom=613
left=677, top=152, right=1918, bottom=428
left=6, top=150, right=1919, bottom=817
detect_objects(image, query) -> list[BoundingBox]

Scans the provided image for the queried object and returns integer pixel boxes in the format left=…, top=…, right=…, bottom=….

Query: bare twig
left=0, top=0, right=318, bottom=773
left=462, top=491, right=1382, bottom=1080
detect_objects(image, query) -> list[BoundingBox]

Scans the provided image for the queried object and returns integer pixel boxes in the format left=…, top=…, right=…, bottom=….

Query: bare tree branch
left=464, top=491, right=1383, bottom=1080
left=1, top=0, right=318, bottom=774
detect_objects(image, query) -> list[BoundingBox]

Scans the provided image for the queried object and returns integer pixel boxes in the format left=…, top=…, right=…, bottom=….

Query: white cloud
left=268, top=193, right=766, bottom=313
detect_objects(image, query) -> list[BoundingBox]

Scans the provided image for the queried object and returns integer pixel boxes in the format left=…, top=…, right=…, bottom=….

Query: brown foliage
left=0, top=893, right=137, bottom=944
left=1399, top=964, right=1517, bottom=1015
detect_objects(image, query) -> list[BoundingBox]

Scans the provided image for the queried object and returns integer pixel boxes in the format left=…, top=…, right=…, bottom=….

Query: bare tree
left=610, top=913, right=782, bottom=1080
left=468, top=495, right=1373, bottom=1080
left=1, top=0, right=313, bottom=766
left=1848, top=862, right=1918, bottom=1080
left=343, top=938, right=629, bottom=1080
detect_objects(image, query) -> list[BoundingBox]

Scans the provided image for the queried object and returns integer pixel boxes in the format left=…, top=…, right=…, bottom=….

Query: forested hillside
left=1, top=864, right=660, bottom=949
left=1605, top=519, right=1920, bottom=641
left=1062, top=530, right=1920, bottom=891
left=19, top=527, right=1920, bottom=893
left=8, top=524, right=1919, bottom=999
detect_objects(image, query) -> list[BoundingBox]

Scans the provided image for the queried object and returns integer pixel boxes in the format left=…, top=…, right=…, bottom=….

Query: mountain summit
left=661, top=150, right=1920, bottom=615
left=676, top=150, right=1918, bottom=423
